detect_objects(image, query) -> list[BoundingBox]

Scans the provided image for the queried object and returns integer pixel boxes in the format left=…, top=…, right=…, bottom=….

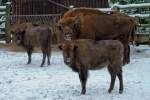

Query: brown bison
left=11, top=23, right=52, bottom=67
left=57, top=7, right=137, bottom=64
left=59, top=39, right=124, bottom=95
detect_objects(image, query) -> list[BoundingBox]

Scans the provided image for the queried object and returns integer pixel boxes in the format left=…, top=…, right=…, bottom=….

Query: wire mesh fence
left=10, top=14, right=61, bottom=26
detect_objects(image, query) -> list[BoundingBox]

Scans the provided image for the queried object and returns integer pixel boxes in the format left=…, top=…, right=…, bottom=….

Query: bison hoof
left=27, top=60, right=31, bottom=64
left=81, top=92, right=85, bottom=95
left=119, top=90, right=123, bottom=94
left=108, top=89, right=113, bottom=93
left=27, top=62, right=31, bottom=64
left=48, top=62, right=50, bottom=65
left=81, top=90, right=86, bottom=95
left=40, top=64, right=44, bottom=67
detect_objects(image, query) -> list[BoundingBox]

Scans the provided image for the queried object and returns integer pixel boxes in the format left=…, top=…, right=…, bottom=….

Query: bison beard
left=60, top=39, right=124, bottom=95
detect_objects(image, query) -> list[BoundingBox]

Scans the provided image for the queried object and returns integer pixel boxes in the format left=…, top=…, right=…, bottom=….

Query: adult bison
left=59, top=39, right=124, bottom=94
left=11, top=23, right=52, bottom=67
left=57, top=7, right=136, bottom=64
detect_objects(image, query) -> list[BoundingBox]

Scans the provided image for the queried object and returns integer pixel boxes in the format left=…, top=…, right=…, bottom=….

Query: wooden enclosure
left=12, top=0, right=109, bottom=15
left=11, top=0, right=109, bottom=24
left=113, top=3, right=150, bottom=46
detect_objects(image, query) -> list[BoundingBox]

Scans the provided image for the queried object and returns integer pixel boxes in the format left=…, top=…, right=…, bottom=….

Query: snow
left=129, top=14, right=150, bottom=18
left=0, top=12, right=5, bottom=15
left=5, top=2, right=11, bottom=5
left=0, top=6, right=6, bottom=10
left=113, top=3, right=150, bottom=9
left=0, top=16, right=6, bottom=22
left=0, top=41, right=5, bottom=44
left=0, top=46, right=150, bottom=100
left=97, top=8, right=112, bottom=12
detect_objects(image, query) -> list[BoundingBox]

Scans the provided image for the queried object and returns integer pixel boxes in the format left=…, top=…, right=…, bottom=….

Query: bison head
left=10, top=23, right=30, bottom=46
left=57, top=16, right=81, bottom=41
left=10, top=24, right=27, bottom=46
left=11, top=30, right=25, bottom=46
left=59, top=42, right=77, bottom=66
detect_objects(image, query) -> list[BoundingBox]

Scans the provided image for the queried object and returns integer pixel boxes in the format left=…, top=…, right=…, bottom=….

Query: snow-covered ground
left=0, top=46, right=150, bottom=100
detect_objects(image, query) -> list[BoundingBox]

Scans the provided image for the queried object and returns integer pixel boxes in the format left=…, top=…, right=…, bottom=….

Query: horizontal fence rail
left=9, top=14, right=61, bottom=25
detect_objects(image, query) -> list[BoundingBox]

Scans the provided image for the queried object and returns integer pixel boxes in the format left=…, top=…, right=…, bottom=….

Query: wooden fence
left=113, top=3, right=150, bottom=46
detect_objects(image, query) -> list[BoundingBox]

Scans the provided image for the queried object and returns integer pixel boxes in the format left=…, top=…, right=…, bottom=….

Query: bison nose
left=17, top=40, right=21, bottom=45
left=65, top=58, right=71, bottom=65
left=64, top=33, right=72, bottom=40
left=67, top=58, right=71, bottom=63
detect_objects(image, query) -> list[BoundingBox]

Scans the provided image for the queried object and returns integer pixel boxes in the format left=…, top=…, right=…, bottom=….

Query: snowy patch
left=0, top=46, right=150, bottom=100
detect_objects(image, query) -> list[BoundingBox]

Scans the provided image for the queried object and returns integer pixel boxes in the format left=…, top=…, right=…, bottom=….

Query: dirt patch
left=0, top=43, right=60, bottom=52
left=0, top=43, right=25, bottom=52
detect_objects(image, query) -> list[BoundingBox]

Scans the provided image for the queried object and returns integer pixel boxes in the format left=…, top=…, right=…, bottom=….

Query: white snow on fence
left=0, top=11, right=5, bottom=15
left=113, top=3, right=150, bottom=9
left=129, top=14, right=150, bottom=18
left=97, top=8, right=112, bottom=12
left=0, top=6, right=6, bottom=10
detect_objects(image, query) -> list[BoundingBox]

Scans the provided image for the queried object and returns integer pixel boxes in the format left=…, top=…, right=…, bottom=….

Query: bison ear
left=73, top=44, right=78, bottom=51
left=19, top=23, right=28, bottom=33
left=58, top=45, right=62, bottom=50
left=56, top=23, right=62, bottom=31
left=10, top=30, right=14, bottom=35
left=20, top=30, right=26, bottom=35
left=58, top=25, right=62, bottom=31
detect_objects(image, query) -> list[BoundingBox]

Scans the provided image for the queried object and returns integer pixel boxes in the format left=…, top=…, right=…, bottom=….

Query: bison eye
left=58, top=26, right=62, bottom=31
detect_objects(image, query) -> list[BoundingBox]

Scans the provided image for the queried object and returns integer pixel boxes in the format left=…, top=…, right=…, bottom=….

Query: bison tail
left=130, top=24, right=137, bottom=46
left=47, top=28, right=52, bottom=45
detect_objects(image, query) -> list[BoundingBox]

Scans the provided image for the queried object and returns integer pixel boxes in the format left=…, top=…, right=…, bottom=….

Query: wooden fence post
left=5, top=2, right=11, bottom=43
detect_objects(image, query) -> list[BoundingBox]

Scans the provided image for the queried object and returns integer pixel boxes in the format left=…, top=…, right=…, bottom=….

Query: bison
left=11, top=23, right=52, bottom=67
left=59, top=39, right=124, bottom=95
left=57, top=7, right=137, bottom=65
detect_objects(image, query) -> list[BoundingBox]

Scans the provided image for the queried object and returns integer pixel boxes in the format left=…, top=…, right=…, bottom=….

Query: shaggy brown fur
left=57, top=7, right=137, bottom=65
left=60, top=39, right=124, bottom=95
left=11, top=23, right=52, bottom=67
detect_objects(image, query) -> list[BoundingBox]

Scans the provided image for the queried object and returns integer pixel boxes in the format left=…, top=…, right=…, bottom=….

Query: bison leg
left=79, top=69, right=88, bottom=95
left=26, top=47, right=33, bottom=64
left=41, top=47, right=47, bottom=67
left=127, top=45, right=130, bottom=63
left=123, top=44, right=130, bottom=65
left=108, top=65, right=116, bottom=93
left=46, top=46, right=51, bottom=66
left=123, top=47, right=127, bottom=65
left=41, top=53, right=46, bottom=67
left=117, top=70, right=123, bottom=94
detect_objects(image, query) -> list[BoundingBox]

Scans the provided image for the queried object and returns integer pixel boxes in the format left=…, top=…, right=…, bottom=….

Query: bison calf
left=11, top=23, right=52, bottom=67
left=60, top=39, right=124, bottom=94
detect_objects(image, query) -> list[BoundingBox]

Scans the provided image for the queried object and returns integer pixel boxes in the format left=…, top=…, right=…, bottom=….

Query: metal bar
left=47, top=0, right=70, bottom=10
left=10, top=14, right=61, bottom=17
